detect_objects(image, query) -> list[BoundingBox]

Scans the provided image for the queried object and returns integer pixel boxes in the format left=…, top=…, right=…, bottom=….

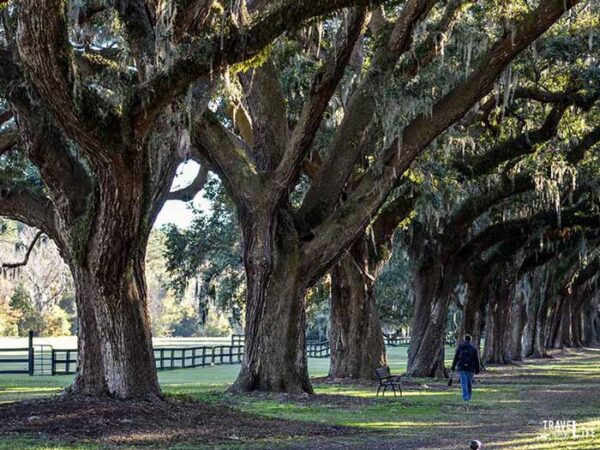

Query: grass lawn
left=1, top=346, right=599, bottom=449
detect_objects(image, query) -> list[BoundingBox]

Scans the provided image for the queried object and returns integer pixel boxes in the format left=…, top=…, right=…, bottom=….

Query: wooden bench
left=375, top=367, right=402, bottom=397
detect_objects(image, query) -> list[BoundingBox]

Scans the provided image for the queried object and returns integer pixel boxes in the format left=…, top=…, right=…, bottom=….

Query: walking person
left=451, top=334, right=480, bottom=402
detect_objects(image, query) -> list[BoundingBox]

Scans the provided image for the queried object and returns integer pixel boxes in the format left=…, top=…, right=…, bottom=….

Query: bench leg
left=376, top=385, right=382, bottom=397
left=392, top=385, right=397, bottom=397
left=382, top=385, right=387, bottom=397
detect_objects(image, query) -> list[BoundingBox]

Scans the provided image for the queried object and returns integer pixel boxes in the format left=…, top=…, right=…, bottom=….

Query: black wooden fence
left=50, top=344, right=246, bottom=376
left=383, top=333, right=411, bottom=346
left=0, top=331, right=34, bottom=375
left=230, top=335, right=332, bottom=358
left=0, top=333, right=455, bottom=376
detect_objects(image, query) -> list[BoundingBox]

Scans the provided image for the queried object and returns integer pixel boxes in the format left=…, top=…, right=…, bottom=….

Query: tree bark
left=522, top=272, right=541, bottom=357
left=568, top=291, right=586, bottom=347
left=70, top=260, right=160, bottom=399
left=461, top=285, right=486, bottom=350
left=530, top=267, right=555, bottom=358
left=406, top=259, right=453, bottom=377
left=583, top=293, right=600, bottom=346
left=483, top=276, right=514, bottom=364
left=461, top=266, right=495, bottom=352
left=329, top=251, right=386, bottom=380
left=63, top=158, right=171, bottom=399
left=507, top=280, right=527, bottom=362
left=547, top=294, right=569, bottom=349
left=231, top=208, right=312, bottom=393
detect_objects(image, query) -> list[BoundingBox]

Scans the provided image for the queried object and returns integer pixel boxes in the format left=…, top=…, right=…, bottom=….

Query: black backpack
left=458, top=344, right=474, bottom=370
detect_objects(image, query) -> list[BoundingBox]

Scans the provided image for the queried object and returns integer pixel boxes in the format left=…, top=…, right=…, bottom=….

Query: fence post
left=51, top=349, right=56, bottom=375
left=28, top=330, right=34, bottom=376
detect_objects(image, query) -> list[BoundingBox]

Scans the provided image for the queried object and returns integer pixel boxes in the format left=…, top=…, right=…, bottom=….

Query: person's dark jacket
left=451, top=341, right=480, bottom=374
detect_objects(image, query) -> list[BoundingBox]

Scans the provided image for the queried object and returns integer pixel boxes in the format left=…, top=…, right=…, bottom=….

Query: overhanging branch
left=16, top=0, right=123, bottom=155
left=454, top=102, right=570, bottom=178
left=299, top=0, right=435, bottom=228
left=0, top=109, right=13, bottom=125
left=130, top=0, right=386, bottom=135
left=0, top=184, right=58, bottom=241
left=0, top=127, right=18, bottom=155
left=190, top=111, right=262, bottom=208
left=299, top=0, right=581, bottom=282
left=1, top=230, right=43, bottom=269
left=274, top=7, right=367, bottom=197
left=167, top=166, right=209, bottom=201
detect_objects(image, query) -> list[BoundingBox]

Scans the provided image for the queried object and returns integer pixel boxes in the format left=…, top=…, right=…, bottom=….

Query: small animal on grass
left=469, top=439, right=483, bottom=449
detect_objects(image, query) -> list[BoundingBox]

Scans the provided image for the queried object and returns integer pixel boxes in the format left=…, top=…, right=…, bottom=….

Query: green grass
left=2, top=347, right=599, bottom=449
left=0, top=346, right=425, bottom=402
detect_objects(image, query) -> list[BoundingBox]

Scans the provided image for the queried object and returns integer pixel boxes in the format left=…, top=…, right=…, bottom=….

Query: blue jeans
left=458, top=370, right=474, bottom=401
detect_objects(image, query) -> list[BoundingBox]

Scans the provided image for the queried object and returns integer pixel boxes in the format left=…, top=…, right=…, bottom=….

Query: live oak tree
left=324, top=0, right=599, bottom=381
left=332, top=63, right=600, bottom=378
left=188, top=0, right=584, bottom=393
left=399, top=7, right=600, bottom=375
left=0, top=0, right=383, bottom=399
left=479, top=227, right=599, bottom=363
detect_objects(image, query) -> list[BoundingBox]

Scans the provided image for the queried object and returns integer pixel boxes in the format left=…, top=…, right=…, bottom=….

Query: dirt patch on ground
left=223, top=391, right=397, bottom=409
left=0, top=396, right=360, bottom=446
left=312, top=375, right=452, bottom=391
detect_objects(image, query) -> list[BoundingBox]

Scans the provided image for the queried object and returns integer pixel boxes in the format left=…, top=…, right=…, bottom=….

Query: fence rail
left=307, top=340, right=330, bottom=358
left=383, top=334, right=456, bottom=347
left=383, top=334, right=411, bottom=346
left=47, top=344, right=246, bottom=375
left=230, top=335, right=332, bottom=358
left=0, top=348, right=30, bottom=374
left=0, top=331, right=34, bottom=375
left=0, top=333, right=456, bottom=376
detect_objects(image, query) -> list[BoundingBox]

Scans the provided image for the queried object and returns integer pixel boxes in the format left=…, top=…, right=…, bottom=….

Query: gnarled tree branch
left=300, top=0, right=581, bottom=283
left=454, top=102, right=570, bottom=178
left=191, top=111, right=262, bottom=208
left=130, top=0, right=386, bottom=136
left=16, top=0, right=123, bottom=155
left=0, top=184, right=58, bottom=241
left=1, top=229, right=43, bottom=269
left=299, top=0, right=435, bottom=228
left=274, top=7, right=367, bottom=197
left=167, top=166, right=209, bottom=201
left=0, top=127, right=17, bottom=155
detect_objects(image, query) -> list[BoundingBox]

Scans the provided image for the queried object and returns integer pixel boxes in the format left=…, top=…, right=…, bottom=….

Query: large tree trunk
left=507, top=280, right=527, bottom=362
left=583, top=294, right=600, bottom=346
left=546, top=293, right=569, bottom=349
left=522, top=272, right=540, bottom=357
left=65, top=164, right=167, bottom=399
left=406, top=259, right=453, bottom=377
left=568, top=292, right=585, bottom=347
left=531, top=267, right=555, bottom=358
left=483, top=276, right=513, bottom=364
left=70, top=258, right=160, bottom=399
left=460, top=271, right=493, bottom=354
left=522, top=267, right=553, bottom=358
left=232, top=209, right=312, bottom=393
left=329, top=252, right=386, bottom=380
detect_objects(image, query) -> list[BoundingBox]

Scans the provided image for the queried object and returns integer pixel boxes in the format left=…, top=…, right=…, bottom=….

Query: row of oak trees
left=0, top=0, right=598, bottom=398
